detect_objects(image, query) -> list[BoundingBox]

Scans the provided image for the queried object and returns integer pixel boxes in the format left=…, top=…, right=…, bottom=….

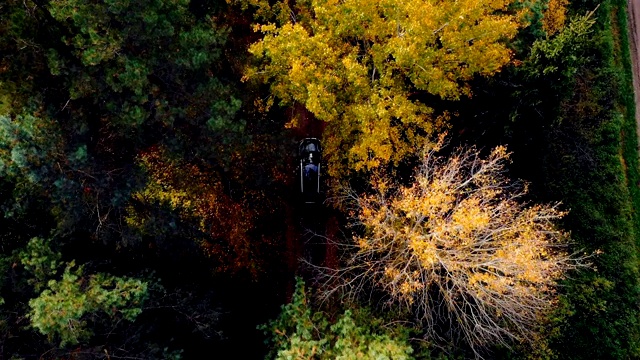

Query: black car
left=299, top=138, right=322, bottom=203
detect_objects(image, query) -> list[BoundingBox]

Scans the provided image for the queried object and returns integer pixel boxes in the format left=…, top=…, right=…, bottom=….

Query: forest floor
left=629, top=0, right=640, bottom=145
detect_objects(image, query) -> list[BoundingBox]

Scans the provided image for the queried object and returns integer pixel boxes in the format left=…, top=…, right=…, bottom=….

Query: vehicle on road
left=299, top=138, right=322, bottom=204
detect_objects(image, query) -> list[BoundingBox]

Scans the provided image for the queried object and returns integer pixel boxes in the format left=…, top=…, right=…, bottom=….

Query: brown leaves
left=126, top=147, right=261, bottom=275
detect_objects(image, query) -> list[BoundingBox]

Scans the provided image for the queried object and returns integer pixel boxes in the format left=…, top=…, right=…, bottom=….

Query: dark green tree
left=0, top=0, right=256, bottom=358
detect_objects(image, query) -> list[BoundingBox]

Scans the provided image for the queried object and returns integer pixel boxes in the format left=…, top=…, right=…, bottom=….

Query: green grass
left=611, top=0, right=640, bottom=251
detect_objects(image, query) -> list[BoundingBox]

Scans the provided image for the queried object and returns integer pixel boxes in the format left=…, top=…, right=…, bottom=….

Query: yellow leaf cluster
left=245, top=0, right=531, bottom=175
left=542, top=0, right=569, bottom=35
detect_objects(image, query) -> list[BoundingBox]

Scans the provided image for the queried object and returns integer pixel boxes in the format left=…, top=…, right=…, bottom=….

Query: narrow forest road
left=629, top=0, right=640, bottom=145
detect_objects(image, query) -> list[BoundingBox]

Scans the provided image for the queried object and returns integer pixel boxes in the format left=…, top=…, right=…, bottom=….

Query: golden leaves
left=340, top=144, right=586, bottom=348
left=542, top=0, right=569, bottom=35
left=245, top=0, right=530, bottom=176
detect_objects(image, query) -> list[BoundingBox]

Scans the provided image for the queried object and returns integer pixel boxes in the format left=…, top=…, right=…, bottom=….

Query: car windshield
left=304, top=143, right=318, bottom=153
left=299, top=138, right=322, bottom=202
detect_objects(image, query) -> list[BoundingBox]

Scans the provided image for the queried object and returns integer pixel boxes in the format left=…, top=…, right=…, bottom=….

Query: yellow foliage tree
left=320, top=144, right=588, bottom=352
left=243, top=0, right=530, bottom=175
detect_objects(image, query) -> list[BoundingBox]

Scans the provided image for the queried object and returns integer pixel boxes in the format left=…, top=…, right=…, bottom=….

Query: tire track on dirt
left=629, top=0, right=640, bottom=147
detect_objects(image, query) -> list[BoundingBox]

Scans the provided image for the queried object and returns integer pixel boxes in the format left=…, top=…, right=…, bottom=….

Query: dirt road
left=629, top=0, right=640, bottom=143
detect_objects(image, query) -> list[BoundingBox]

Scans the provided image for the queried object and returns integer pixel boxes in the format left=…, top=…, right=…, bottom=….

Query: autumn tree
left=319, top=143, right=588, bottom=353
left=241, top=0, right=536, bottom=175
left=126, top=146, right=281, bottom=275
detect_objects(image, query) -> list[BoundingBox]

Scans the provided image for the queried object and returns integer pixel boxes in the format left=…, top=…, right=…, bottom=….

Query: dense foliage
left=243, top=0, right=526, bottom=176
left=261, top=278, right=414, bottom=360
left=0, top=0, right=639, bottom=358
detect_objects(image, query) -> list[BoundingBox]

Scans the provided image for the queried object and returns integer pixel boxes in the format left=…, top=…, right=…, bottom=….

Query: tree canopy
left=0, top=0, right=638, bottom=358
left=244, top=0, right=528, bottom=175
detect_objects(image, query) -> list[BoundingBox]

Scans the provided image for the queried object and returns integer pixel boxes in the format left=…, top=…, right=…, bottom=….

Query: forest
left=1, top=0, right=639, bottom=358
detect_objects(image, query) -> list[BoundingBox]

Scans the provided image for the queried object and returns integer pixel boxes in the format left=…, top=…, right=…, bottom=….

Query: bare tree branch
left=315, top=144, right=591, bottom=356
